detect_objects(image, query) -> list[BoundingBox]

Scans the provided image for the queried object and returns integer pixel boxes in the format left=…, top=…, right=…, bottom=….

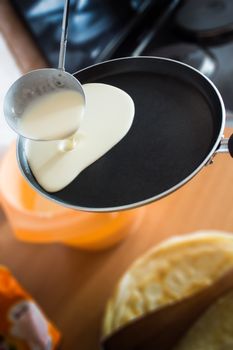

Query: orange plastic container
left=0, top=144, right=144, bottom=250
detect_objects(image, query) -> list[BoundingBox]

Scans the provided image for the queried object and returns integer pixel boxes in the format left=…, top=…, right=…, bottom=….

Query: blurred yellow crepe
left=103, top=231, right=233, bottom=337
left=174, top=290, right=233, bottom=350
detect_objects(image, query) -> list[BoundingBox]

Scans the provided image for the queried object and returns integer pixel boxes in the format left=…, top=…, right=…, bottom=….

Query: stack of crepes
left=0, top=266, right=60, bottom=350
left=103, top=231, right=233, bottom=349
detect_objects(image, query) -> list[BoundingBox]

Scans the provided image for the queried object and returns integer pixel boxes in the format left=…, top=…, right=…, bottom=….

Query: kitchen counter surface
left=1, top=2, right=233, bottom=349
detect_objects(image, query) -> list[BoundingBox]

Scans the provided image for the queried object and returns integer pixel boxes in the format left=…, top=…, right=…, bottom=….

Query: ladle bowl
left=3, top=68, right=85, bottom=141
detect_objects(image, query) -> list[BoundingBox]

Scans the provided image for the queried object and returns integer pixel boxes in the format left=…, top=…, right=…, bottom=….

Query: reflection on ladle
left=59, top=134, right=77, bottom=152
left=59, top=132, right=86, bottom=152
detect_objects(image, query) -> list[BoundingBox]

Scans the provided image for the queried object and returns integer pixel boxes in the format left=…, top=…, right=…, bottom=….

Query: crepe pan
left=17, top=57, right=233, bottom=212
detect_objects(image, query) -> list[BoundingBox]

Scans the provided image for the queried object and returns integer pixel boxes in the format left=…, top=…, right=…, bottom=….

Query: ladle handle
left=58, top=0, right=70, bottom=70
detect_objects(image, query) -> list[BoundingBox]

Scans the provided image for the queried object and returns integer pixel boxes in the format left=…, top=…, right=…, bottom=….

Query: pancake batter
left=26, top=83, right=135, bottom=192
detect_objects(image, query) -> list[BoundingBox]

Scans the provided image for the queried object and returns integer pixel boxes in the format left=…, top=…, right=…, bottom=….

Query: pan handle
left=215, top=111, right=233, bottom=156
left=229, top=136, right=233, bottom=156
left=216, top=136, right=233, bottom=156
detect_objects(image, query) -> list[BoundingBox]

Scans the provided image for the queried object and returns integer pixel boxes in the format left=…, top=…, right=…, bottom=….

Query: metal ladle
left=3, top=0, right=85, bottom=142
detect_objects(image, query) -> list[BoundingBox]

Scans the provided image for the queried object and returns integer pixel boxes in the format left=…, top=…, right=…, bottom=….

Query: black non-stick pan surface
left=18, top=57, right=224, bottom=211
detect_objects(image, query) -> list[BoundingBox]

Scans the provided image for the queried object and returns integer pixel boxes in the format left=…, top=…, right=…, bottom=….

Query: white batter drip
left=26, top=83, right=135, bottom=192
left=20, top=90, right=85, bottom=140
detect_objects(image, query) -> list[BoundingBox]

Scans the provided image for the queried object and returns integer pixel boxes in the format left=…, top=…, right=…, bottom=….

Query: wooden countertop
left=1, top=2, right=233, bottom=349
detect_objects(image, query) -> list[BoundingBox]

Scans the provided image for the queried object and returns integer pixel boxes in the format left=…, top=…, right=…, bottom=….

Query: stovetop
left=12, top=0, right=233, bottom=113
left=144, top=0, right=233, bottom=114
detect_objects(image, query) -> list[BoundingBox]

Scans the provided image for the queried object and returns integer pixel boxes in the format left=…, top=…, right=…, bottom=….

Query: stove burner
left=175, top=0, right=233, bottom=39
left=150, top=44, right=216, bottom=77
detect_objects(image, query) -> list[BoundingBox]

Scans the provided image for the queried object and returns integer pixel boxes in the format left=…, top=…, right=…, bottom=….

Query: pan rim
left=17, top=56, right=226, bottom=212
